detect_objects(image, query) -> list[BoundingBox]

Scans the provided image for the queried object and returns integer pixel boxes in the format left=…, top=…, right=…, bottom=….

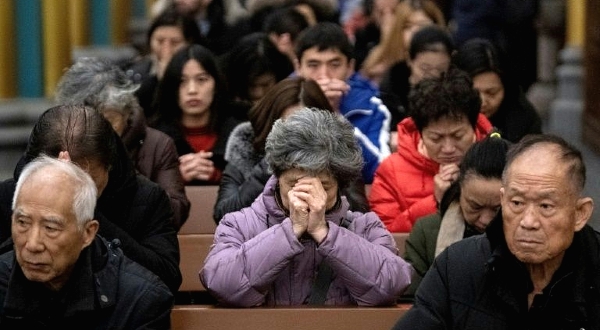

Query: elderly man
left=393, top=134, right=599, bottom=329
left=0, top=156, right=173, bottom=328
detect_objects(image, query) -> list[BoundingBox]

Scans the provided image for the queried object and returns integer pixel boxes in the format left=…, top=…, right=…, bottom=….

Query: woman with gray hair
left=200, top=108, right=412, bottom=306
left=55, top=57, right=190, bottom=229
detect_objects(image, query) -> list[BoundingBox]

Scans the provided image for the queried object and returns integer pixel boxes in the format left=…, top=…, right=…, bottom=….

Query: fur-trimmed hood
left=224, top=122, right=263, bottom=178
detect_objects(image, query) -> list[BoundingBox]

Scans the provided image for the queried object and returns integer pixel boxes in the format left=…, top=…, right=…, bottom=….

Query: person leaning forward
left=0, top=156, right=173, bottom=329
left=393, top=134, right=599, bottom=329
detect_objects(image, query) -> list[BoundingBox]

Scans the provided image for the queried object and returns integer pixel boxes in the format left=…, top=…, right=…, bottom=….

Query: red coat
left=368, top=115, right=492, bottom=232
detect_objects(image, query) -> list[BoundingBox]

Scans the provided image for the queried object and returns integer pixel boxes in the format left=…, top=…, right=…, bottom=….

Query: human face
left=460, top=176, right=502, bottom=232
left=421, top=116, right=476, bottom=165
left=102, top=109, right=127, bottom=136
left=296, top=48, right=354, bottom=82
left=12, top=169, right=97, bottom=291
left=403, top=10, right=434, bottom=47
left=178, top=59, right=215, bottom=125
left=150, top=26, right=186, bottom=63
left=408, top=49, right=451, bottom=85
left=278, top=168, right=339, bottom=212
left=248, top=73, right=277, bottom=104
left=473, top=71, right=505, bottom=118
left=501, top=145, right=592, bottom=266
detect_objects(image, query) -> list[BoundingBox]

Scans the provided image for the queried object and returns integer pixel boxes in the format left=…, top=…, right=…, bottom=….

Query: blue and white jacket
left=339, top=72, right=391, bottom=183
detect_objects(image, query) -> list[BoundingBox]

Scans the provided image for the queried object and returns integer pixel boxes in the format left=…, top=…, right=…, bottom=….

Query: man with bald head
left=393, top=134, right=599, bottom=329
left=0, top=156, right=173, bottom=329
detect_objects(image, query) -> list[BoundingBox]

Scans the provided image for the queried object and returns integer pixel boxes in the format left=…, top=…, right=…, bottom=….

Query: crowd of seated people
left=6, top=0, right=595, bottom=329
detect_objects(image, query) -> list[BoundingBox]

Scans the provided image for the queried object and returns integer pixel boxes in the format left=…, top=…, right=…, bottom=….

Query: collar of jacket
left=3, top=236, right=118, bottom=319
left=260, top=176, right=350, bottom=228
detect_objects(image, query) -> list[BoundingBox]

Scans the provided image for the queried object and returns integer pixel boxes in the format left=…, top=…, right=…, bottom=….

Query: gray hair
left=265, top=108, right=363, bottom=187
left=12, top=156, right=97, bottom=229
left=55, top=57, right=139, bottom=117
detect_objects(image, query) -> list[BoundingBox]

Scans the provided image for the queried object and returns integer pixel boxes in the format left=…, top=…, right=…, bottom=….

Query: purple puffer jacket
left=200, top=176, right=412, bottom=307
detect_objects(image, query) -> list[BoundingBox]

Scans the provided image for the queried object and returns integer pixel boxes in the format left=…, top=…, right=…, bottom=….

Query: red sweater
left=184, top=126, right=222, bottom=183
left=368, top=114, right=492, bottom=233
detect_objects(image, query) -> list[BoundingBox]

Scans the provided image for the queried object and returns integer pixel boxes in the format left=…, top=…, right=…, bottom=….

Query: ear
left=58, top=151, right=72, bottom=162
left=81, top=220, right=99, bottom=249
left=574, top=197, right=593, bottom=231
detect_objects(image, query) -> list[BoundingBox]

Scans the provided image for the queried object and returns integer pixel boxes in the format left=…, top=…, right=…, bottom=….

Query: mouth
left=22, top=261, right=48, bottom=270
left=185, top=100, right=201, bottom=107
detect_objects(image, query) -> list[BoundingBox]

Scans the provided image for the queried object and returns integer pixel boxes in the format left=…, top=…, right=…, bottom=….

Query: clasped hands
left=288, top=177, right=329, bottom=244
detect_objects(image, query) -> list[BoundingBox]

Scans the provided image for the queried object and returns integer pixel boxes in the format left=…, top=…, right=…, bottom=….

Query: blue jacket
left=339, top=73, right=391, bottom=183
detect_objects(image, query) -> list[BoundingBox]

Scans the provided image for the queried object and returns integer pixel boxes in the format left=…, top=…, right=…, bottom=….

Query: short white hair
left=12, top=155, right=97, bottom=228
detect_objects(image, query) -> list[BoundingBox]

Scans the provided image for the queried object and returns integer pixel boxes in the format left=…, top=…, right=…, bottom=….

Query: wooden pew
left=171, top=304, right=411, bottom=330
left=180, top=186, right=219, bottom=235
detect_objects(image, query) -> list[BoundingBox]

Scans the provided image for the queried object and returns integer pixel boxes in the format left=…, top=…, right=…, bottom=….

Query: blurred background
left=0, top=0, right=598, bottom=228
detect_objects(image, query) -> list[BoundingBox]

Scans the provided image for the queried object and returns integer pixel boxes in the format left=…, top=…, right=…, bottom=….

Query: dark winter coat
left=393, top=215, right=600, bottom=329
left=0, top=138, right=181, bottom=293
left=122, top=104, right=190, bottom=229
left=0, top=236, right=173, bottom=329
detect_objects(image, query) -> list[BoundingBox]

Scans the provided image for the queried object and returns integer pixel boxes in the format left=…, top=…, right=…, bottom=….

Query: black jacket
left=393, top=215, right=600, bottom=329
left=488, top=88, right=542, bottom=143
left=0, top=138, right=181, bottom=293
left=379, top=61, right=411, bottom=131
left=213, top=122, right=370, bottom=223
left=0, top=236, right=173, bottom=329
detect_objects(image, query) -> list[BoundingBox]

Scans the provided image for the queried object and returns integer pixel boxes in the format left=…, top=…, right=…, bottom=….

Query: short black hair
left=263, top=5, right=309, bottom=42
left=408, top=25, right=454, bottom=60
left=408, top=67, right=481, bottom=132
left=295, top=22, right=354, bottom=61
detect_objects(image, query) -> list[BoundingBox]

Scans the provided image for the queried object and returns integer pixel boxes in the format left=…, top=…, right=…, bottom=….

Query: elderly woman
left=200, top=109, right=412, bottom=307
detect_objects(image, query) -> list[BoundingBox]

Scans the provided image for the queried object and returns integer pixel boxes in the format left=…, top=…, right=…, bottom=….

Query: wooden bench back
left=171, top=304, right=410, bottom=330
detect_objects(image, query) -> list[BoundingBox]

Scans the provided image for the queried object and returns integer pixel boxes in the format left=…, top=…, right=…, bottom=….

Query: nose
left=315, top=65, right=330, bottom=80
left=186, top=80, right=198, bottom=94
left=478, top=208, right=498, bottom=227
left=440, top=138, right=456, bottom=153
left=519, top=205, right=540, bottom=229
left=24, top=225, right=45, bottom=253
left=479, top=91, right=489, bottom=106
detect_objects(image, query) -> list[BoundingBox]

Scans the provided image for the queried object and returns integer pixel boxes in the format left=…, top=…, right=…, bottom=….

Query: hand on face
left=179, top=151, right=215, bottom=182
left=288, top=177, right=329, bottom=243
left=434, top=163, right=459, bottom=203
left=316, top=78, right=350, bottom=111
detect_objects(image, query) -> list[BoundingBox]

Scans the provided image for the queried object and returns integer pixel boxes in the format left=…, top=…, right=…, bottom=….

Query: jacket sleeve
left=354, top=98, right=391, bottom=184
left=391, top=248, right=451, bottom=330
left=153, top=134, right=190, bottom=230
left=200, top=214, right=304, bottom=307
left=126, top=277, right=174, bottom=330
left=317, top=213, right=412, bottom=306
left=369, top=159, right=437, bottom=232
left=403, top=215, right=437, bottom=295
left=213, top=159, right=271, bottom=223
left=97, top=184, right=182, bottom=294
